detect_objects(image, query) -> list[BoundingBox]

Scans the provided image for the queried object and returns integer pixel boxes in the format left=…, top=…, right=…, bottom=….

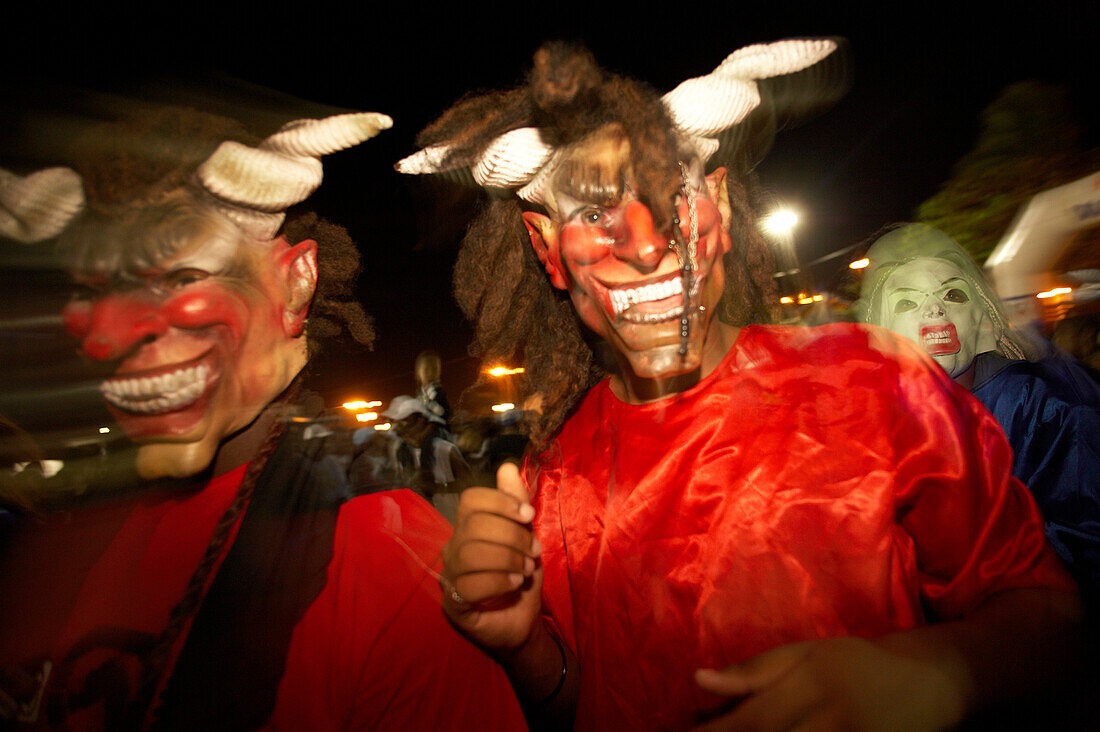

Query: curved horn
left=0, top=167, right=85, bottom=243
left=472, top=128, right=553, bottom=189
left=399, top=39, right=839, bottom=206
left=395, top=144, right=456, bottom=175
left=662, top=76, right=761, bottom=137
left=715, top=39, right=838, bottom=80
left=263, top=112, right=392, bottom=157
left=197, top=112, right=392, bottom=239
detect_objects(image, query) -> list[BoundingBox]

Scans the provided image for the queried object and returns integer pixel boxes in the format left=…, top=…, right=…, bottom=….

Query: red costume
left=0, top=476, right=525, bottom=730
left=529, top=323, right=1074, bottom=729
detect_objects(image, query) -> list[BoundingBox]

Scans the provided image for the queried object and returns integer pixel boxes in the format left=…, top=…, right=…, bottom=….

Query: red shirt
left=530, top=324, right=1075, bottom=729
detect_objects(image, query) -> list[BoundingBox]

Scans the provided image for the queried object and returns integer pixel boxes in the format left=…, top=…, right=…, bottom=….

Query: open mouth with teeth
left=601, top=271, right=702, bottom=324
left=920, top=323, right=961, bottom=355
left=100, top=349, right=219, bottom=422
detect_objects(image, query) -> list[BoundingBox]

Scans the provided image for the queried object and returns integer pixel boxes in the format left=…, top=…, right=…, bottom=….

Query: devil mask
left=3, top=111, right=390, bottom=479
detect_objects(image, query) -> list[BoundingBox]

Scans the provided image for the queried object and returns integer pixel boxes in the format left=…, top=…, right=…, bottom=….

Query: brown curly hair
left=420, top=43, right=778, bottom=444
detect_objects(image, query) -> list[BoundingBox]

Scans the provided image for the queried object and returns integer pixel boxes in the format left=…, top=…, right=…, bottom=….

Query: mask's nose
left=70, top=293, right=169, bottom=361
left=920, top=296, right=946, bottom=319
left=613, top=201, right=669, bottom=272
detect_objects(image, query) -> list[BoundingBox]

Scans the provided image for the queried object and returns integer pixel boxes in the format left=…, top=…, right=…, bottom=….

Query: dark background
left=3, top=2, right=1098, bottom=442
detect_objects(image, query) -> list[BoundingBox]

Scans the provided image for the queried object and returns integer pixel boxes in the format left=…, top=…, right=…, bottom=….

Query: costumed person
left=0, top=106, right=524, bottom=730
left=860, top=223, right=1100, bottom=600
left=398, top=41, right=1084, bottom=729
left=412, top=349, right=457, bottom=490
left=415, top=349, right=452, bottom=425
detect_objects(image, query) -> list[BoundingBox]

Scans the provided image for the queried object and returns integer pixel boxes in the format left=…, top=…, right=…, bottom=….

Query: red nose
left=615, top=201, right=668, bottom=272
left=77, top=293, right=169, bottom=361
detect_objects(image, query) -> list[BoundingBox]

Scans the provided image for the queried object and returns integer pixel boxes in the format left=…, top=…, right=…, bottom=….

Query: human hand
left=441, top=462, right=543, bottom=653
left=694, top=636, right=967, bottom=731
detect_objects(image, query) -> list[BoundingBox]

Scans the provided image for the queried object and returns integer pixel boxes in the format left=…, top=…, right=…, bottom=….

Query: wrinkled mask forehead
left=67, top=198, right=251, bottom=284
left=548, top=127, right=632, bottom=215
left=882, top=258, right=976, bottom=312
left=546, top=125, right=704, bottom=221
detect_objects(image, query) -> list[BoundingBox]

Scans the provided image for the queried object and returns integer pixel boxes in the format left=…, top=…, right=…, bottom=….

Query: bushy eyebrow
left=555, top=158, right=626, bottom=208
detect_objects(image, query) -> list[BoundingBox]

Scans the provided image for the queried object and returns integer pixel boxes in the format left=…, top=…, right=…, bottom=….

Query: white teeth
left=99, top=361, right=213, bottom=414
left=609, top=277, right=684, bottom=315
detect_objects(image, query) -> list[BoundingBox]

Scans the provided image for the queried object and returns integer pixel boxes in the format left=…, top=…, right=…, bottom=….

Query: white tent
left=986, top=170, right=1100, bottom=311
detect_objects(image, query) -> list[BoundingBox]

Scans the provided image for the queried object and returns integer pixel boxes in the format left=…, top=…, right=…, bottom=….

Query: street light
left=761, top=208, right=799, bottom=237
left=342, top=400, right=368, bottom=410
left=487, top=366, right=525, bottom=377
left=849, top=258, right=870, bottom=270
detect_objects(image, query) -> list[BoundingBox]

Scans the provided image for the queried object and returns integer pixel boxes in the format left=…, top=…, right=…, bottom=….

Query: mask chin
left=135, top=436, right=221, bottom=480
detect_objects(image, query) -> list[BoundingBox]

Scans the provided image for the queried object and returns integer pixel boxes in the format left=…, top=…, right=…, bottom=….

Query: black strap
left=151, top=426, right=348, bottom=730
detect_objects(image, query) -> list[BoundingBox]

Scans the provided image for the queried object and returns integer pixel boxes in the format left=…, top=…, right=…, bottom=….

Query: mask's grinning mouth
left=610, top=277, right=682, bottom=314
left=604, top=274, right=703, bottom=324
left=100, top=353, right=215, bottom=415
left=919, top=323, right=961, bottom=355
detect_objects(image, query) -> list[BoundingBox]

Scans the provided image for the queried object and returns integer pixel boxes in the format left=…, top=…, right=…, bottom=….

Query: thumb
left=495, top=462, right=534, bottom=518
left=695, top=641, right=812, bottom=697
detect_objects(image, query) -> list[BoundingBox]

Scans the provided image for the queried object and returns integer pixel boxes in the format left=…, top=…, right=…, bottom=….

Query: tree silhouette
left=918, top=81, right=1099, bottom=264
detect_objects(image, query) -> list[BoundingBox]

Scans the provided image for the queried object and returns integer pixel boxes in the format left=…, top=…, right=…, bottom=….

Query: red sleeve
left=870, top=329, right=1077, bottom=619
left=266, top=490, right=526, bottom=731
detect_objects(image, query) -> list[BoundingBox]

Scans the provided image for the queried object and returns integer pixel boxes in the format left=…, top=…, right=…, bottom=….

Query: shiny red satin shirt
left=529, top=324, right=1074, bottom=730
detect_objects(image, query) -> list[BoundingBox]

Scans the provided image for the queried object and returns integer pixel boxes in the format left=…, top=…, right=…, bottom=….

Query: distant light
left=491, top=403, right=515, bottom=412
left=290, top=416, right=311, bottom=423
left=798, top=296, right=814, bottom=305
left=356, top=412, right=379, bottom=423
left=366, top=400, right=382, bottom=408
left=849, top=258, right=870, bottom=270
left=780, top=296, right=794, bottom=304
left=342, top=400, right=368, bottom=410
left=374, top=422, right=392, bottom=431
left=812, top=294, right=824, bottom=302
left=1037, top=287, right=1072, bottom=299
left=487, top=366, right=525, bottom=377
left=98, top=426, right=110, bottom=434
left=761, top=208, right=799, bottom=236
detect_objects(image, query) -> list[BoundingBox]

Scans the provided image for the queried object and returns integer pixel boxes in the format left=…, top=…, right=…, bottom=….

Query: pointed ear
left=521, top=211, right=569, bottom=290
left=705, top=167, right=734, bottom=255
left=277, top=238, right=318, bottom=337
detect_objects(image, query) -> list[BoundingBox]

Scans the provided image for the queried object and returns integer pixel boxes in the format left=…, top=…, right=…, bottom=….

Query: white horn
left=662, top=76, right=760, bottom=137
left=472, top=128, right=553, bottom=189
left=395, top=145, right=455, bottom=175
left=0, top=167, right=85, bottom=243
left=198, top=142, right=323, bottom=213
left=264, top=112, right=392, bottom=157
left=715, top=39, right=838, bottom=80
left=197, top=112, right=391, bottom=232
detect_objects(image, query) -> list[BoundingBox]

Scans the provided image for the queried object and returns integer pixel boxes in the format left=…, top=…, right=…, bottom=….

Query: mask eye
left=943, top=288, right=969, bottom=303
left=893, top=298, right=916, bottom=314
left=578, top=207, right=608, bottom=227
left=162, top=268, right=210, bottom=290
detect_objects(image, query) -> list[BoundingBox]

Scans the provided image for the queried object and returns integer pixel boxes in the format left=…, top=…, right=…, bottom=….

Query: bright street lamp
left=487, top=366, right=525, bottom=377
left=761, top=208, right=799, bottom=237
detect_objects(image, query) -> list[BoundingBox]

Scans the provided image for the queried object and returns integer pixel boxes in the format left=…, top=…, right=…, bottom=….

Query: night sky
left=4, top=2, right=1098, bottom=433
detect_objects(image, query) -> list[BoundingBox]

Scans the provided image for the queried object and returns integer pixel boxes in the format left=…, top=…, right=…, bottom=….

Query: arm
left=441, top=463, right=579, bottom=725
left=695, top=586, right=1082, bottom=730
